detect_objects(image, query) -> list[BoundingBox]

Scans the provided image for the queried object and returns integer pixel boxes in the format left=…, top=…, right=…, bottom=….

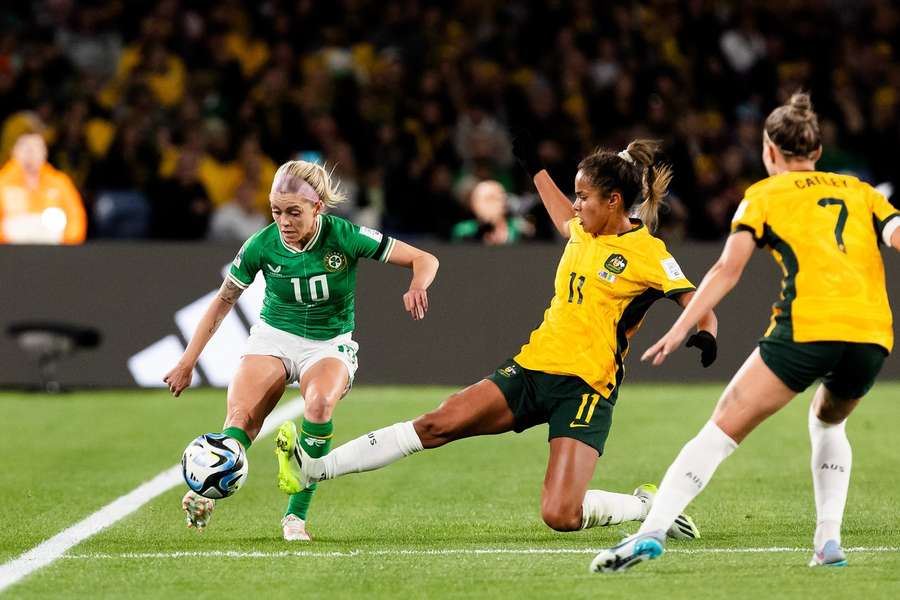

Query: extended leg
left=279, top=379, right=515, bottom=491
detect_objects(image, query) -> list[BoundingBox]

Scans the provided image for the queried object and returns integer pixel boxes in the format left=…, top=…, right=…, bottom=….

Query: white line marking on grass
left=60, top=546, right=900, bottom=560
left=0, top=397, right=305, bottom=595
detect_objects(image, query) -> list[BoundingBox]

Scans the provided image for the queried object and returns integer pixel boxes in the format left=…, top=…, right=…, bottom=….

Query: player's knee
left=414, top=409, right=459, bottom=449
left=303, top=390, right=339, bottom=422
left=814, top=386, right=857, bottom=424
left=541, top=501, right=582, bottom=532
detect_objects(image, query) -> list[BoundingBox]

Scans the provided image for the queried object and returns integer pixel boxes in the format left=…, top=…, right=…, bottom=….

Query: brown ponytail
left=764, top=92, right=821, bottom=159
left=623, top=140, right=673, bottom=232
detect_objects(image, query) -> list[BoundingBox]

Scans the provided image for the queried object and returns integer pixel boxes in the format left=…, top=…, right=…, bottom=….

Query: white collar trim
left=279, top=215, right=322, bottom=254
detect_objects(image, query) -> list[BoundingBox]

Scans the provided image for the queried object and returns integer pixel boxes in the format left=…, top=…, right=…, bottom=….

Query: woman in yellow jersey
left=277, top=139, right=718, bottom=539
left=592, top=93, right=900, bottom=573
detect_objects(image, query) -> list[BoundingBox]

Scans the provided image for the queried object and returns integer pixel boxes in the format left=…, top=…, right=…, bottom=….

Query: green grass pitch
left=1, top=383, right=899, bottom=599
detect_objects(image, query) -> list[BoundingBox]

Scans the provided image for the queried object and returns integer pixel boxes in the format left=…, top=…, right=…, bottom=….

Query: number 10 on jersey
left=291, top=275, right=330, bottom=304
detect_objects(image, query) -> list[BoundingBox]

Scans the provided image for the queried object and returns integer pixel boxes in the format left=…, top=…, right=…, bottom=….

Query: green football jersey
left=228, top=215, right=396, bottom=340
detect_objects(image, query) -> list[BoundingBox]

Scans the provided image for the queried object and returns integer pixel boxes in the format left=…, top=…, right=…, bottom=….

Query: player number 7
left=817, top=197, right=847, bottom=253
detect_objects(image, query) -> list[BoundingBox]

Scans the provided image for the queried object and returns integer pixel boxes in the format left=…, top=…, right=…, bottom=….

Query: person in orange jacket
left=0, top=133, right=87, bottom=244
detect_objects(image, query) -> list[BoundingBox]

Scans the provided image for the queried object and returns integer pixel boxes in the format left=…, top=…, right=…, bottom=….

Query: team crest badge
left=604, top=253, right=628, bottom=274
left=324, top=250, right=347, bottom=272
left=497, top=365, right=518, bottom=378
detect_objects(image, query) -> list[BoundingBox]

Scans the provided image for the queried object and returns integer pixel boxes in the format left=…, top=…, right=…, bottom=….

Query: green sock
left=285, top=419, right=333, bottom=520
left=222, top=426, right=252, bottom=450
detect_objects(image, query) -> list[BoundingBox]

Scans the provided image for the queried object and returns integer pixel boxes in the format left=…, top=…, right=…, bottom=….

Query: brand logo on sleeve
left=604, top=253, right=628, bottom=274
left=323, top=251, right=347, bottom=272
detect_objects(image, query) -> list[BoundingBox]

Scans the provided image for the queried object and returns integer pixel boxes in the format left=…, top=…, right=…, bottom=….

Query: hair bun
left=788, top=92, right=812, bottom=113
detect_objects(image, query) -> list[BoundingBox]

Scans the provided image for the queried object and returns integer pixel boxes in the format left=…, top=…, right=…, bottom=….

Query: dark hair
left=576, top=139, right=673, bottom=231
left=764, top=92, right=821, bottom=159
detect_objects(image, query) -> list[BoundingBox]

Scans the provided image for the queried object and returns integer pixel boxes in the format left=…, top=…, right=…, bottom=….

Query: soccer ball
left=181, top=433, right=248, bottom=499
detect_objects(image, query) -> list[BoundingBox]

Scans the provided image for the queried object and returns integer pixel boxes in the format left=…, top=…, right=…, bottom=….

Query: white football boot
left=809, top=540, right=847, bottom=567
left=590, top=530, right=666, bottom=573
left=632, top=483, right=701, bottom=540
left=182, top=490, right=215, bottom=530
left=282, top=514, right=312, bottom=541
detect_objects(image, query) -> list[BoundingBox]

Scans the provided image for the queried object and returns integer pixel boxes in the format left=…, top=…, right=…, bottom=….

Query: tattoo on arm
left=208, top=314, right=224, bottom=335
left=218, top=278, right=244, bottom=305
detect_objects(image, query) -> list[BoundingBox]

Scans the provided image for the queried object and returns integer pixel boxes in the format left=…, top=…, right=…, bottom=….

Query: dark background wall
left=2, top=242, right=898, bottom=388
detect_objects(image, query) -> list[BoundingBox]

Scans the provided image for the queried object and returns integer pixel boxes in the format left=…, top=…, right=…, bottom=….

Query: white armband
left=882, top=215, right=900, bottom=246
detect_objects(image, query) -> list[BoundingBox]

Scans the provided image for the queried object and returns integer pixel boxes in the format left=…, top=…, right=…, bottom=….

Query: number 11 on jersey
left=568, top=272, right=585, bottom=304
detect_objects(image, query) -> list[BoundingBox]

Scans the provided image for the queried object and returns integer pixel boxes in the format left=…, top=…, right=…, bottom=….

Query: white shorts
left=242, top=321, right=359, bottom=386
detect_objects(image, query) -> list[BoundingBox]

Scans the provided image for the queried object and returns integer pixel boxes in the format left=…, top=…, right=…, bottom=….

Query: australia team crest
left=324, top=250, right=347, bottom=272
left=604, top=253, right=628, bottom=274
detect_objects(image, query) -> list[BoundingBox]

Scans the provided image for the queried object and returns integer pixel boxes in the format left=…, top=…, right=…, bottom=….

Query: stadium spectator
left=0, top=132, right=86, bottom=244
left=150, top=147, right=211, bottom=239
left=451, top=180, right=530, bottom=244
left=1, top=1, right=898, bottom=240
left=208, top=178, right=268, bottom=242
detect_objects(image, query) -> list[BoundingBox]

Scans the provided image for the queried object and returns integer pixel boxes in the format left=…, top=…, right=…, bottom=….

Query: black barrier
left=1, top=242, right=897, bottom=387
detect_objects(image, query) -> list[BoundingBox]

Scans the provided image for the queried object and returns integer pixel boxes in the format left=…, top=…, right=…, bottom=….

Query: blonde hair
left=270, top=160, right=346, bottom=208
left=764, top=92, right=821, bottom=159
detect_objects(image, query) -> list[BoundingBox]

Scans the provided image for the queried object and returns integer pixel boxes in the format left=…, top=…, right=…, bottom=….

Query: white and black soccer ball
left=181, top=433, right=248, bottom=499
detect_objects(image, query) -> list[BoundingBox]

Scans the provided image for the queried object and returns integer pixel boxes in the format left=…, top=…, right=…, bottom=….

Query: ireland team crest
left=324, top=250, right=347, bottom=272
left=604, top=253, right=628, bottom=274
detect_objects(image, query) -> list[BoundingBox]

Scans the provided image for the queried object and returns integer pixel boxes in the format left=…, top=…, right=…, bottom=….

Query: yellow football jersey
left=515, top=218, right=695, bottom=397
left=731, top=171, right=899, bottom=351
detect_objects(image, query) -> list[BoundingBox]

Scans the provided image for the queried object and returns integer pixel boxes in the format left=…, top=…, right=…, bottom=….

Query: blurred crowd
left=1, top=0, right=899, bottom=244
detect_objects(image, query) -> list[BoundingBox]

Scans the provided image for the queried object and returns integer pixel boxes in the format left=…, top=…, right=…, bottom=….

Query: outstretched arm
left=676, top=291, right=718, bottom=337
left=642, top=231, right=755, bottom=366
left=533, top=170, right=576, bottom=239
left=387, top=240, right=440, bottom=320
left=512, top=128, right=574, bottom=238
left=164, top=278, right=244, bottom=396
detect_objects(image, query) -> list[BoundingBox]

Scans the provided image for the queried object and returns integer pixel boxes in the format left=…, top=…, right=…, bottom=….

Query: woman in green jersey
left=164, top=160, right=439, bottom=541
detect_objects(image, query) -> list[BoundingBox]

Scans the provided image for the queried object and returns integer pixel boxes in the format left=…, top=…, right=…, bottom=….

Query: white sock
left=809, top=405, right=851, bottom=549
left=581, top=490, right=646, bottom=529
left=639, top=421, right=738, bottom=535
left=313, top=421, right=424, bottom=481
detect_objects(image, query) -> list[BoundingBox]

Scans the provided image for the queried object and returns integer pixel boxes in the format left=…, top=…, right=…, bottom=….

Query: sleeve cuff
left=732, top=224, right=766, bottom=248
left=880, top=214, right=900, bottom=246
left=377, top=237, right=396, bottom=262
left=665, top=286, right=696, bottom=300
left=227, top=272, right=250, bottom=289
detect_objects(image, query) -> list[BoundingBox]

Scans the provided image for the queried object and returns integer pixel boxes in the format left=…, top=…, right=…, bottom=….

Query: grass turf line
left=1, top=384, right=899, bottom=599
